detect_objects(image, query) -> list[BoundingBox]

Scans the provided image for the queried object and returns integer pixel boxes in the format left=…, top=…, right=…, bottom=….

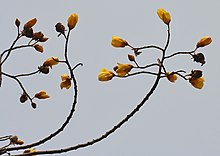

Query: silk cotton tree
left=0, top=8, right=212, bottom=156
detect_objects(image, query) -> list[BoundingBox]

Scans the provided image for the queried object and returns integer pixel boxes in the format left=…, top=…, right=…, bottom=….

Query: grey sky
left=1, top=0, right=220, bottom=155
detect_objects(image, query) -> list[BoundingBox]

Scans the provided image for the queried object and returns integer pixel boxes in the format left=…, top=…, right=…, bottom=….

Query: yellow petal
left=157, top=8, right=171, bottom=25
left=60, top=80, right=71, bottom=89
left=115, top=63, right=133, bottom=76
left=61, top=74, right=70, bottom=81
left=166, top=72, right=177, bottom=83
left=111, top=36, right=127, bottom=48
left=67, top=13, right=78, bottom=30
left=189, top=77, right=204, bottom=89
left=98, top=68, right=115, bottom=81
left=34, top=90, right=50, bottom=99
left=196, top=36, right=212, bottom=48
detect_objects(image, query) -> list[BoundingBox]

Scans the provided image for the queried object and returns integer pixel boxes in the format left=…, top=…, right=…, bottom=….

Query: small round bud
left=31, top=102, right=37, bottom=109
left=191, top=70, right=202, bottom=79
left=55, top=22, right=65, bottom=34
left=20, top=93, right=28, bottom=103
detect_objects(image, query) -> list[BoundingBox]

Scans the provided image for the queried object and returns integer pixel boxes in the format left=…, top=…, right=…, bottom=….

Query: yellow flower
left=60, top=74, right=71, bottom=89
left=166, top=72, right=177, bottom=83
left=43, top=57, right=59, bottom=69
left=189, top=77, right=204, bottom=89
left=157, top=8, right=171, bottom=25
left=24, top=18, right=37, bottom=29
left=111, top=36, right=128, bottom=48
left=196, top=36, right=212, bottom=48
left=98, top=68, right=115, bottom=81
left=67, top=13, right=78, bottom=30
left=23, top=148, right=36, bottom=156
left=34, top=90, right=50, bottom=99
left=114, top=63, right=133, bottom=77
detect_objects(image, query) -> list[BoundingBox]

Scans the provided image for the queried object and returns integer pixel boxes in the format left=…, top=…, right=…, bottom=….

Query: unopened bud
left=31, top=102, right=37, bottom=109
left=22, top=28, right=34, bottom=38
left=128, top=54, right=135, bottom=61
left=20, top=93, right=28, bottom=103
left=55, top=22, right=65, bottom=34
left=15, top=18, right=20, bottom=27
left=24, top=18, right=37, bottom=29
left=34, top=44, right=43, bottom=53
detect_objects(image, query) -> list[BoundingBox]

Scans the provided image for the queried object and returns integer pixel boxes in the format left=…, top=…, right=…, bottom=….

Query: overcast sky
left=1, top=0, right=220, bottom=156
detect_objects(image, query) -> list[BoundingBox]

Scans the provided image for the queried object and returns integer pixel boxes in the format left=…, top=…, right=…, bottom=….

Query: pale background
left=0, top=0, right=220, bottom=156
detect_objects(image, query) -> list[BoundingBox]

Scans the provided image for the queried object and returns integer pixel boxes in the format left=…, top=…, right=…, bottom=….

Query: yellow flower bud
left=189, top=77, right=204, bottom=89
left=157, top=8, right=171, bottom=25
left=24, top=18, right=37, bottom=29
left=114, top=63, right=133, bottom=77
left=196, top=36, right=212, bottom=48
left=60, top=74, right=71, bottom=89
left=43, top=57, right=59, bottom=69
left=34, top=44, right=43, bottom=53
left=67, top=13, right=78, bottom=30
left=98, top=68, right=115, bottom=81
left=111, top=36, right=128, bottom=48
left=166, top=72, right=177, bottom=83
left=34, top=90, right=50, bottom=99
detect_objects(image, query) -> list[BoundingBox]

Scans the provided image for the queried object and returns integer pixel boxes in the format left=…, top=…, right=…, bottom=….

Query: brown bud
left=10, top=136, right=18, bottom=144
left=15, top=18, right=20, bottom=27
left=20, top=93, right=28, bottom=103
left=55, top=22, right=65, bottom=34
left=33, top=32, right=44, bottom=40
left=192, top=53, right=206, bottom=66
left=113, top=66, right=118, bottom=72
left=38, top=65, right=49, bottom=74
left=128, top=54, right=135, bottom=61
left=31, top=102, right=37, bottom=109
left=24, top=18, right=37, bottom=29
left=22, top=28, right=34, bottom=38
left=191, top=70, right=202, bottom=79
left=16, top=140, right=24, bottom=145
left=34, top=44, right=43, bottom=53
left=39, top=36, right=49, bottom=42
